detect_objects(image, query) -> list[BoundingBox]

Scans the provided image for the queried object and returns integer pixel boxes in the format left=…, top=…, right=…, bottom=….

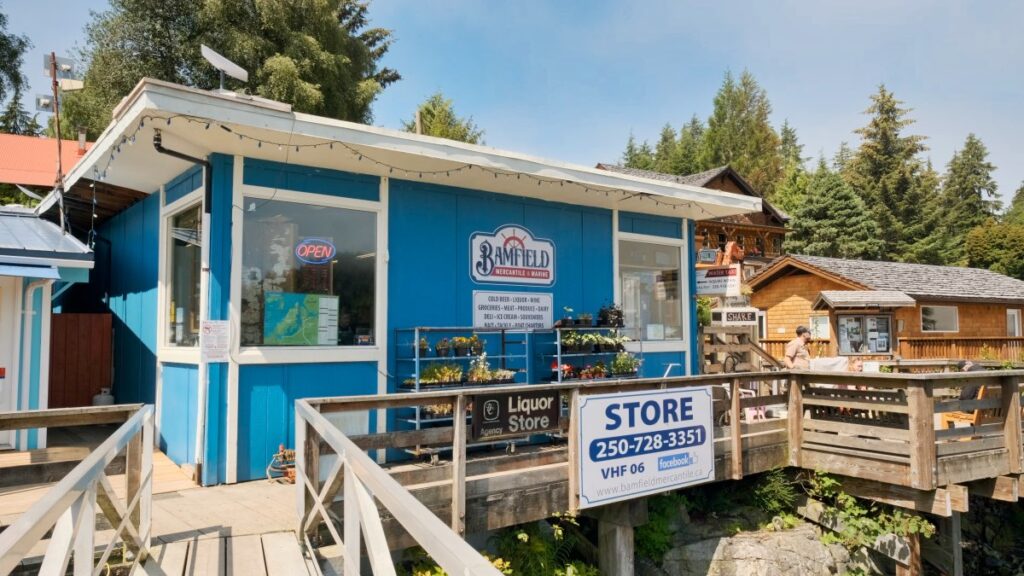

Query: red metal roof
left=0, top=134, right=91, bottom=187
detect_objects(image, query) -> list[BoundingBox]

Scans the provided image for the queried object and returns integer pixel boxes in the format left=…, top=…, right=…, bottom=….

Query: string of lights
left=89, top=113, right=718, bottom=219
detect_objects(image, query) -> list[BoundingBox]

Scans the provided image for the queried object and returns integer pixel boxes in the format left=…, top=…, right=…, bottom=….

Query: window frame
left=615, top=228, right=689, bottom=354
left=836, top=313, right=894, bottom=356
left=232, top=182, right=384, bottom=365
left=920, top=305, right=959, bottom=334
left=158, top=188, right=205, bottom=363
left=1008, top=309, right=1021, bottom=338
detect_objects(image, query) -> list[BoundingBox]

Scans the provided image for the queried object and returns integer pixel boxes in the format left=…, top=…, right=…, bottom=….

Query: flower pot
left=454, top=344, right=470, bottom=357
left=435, top=344, right=450, bottom=357
left=417, top=345, right=429, bottom=357
left=470, top=343, right=484, bottom=356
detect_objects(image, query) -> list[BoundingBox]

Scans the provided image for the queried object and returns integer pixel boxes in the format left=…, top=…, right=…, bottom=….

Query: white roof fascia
left=64, top=79, right=762, bottom=216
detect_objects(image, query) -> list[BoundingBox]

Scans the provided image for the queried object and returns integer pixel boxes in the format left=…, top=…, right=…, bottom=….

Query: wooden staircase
left=699, top=325, right=782, bottom=374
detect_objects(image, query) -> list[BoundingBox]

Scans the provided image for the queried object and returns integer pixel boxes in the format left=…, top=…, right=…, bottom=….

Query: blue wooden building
left=48, top=79, right=760, bottom=485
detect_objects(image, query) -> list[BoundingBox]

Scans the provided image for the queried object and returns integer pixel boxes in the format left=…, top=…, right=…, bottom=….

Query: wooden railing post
left=343, top=464, right=361, bottom=576
left=730, top=378, right=743, bottom=479
left=907, top=381, right=936, bottom=490
left=303, top=411, right=321, bottom=539
left=787, top=374, right=803, bottom=467
left=451, top=394, right=467, bottom=535
left=126, top=419, right=143, bottom=535
left=1001, top=376, right=1022, bottom=475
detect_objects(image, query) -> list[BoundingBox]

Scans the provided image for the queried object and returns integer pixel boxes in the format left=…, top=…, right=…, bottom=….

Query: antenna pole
left=219, top=69, right=225, bottom=90
left=50, top=52, right=66, bottom=233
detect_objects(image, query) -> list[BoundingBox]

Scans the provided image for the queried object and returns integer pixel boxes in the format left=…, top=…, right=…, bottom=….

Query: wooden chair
left=940, top=386, right=1004, bottom=429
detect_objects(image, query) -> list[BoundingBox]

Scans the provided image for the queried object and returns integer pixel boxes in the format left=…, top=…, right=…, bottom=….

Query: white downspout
left=194, top=195, right=211, bottom=482
left=20, top=279, right=53, bottom=450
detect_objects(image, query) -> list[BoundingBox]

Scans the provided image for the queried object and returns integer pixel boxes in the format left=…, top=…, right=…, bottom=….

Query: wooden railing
left=898, top=337, right=1024, bottom=362
left=0, top=404, right=153, bottom=575
left=760, top=338, right=833, bottom=361
left=295, top=399, right=503, bottom=576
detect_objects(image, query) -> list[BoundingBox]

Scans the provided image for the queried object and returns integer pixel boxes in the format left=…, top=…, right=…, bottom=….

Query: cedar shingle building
left=749, top=254, right=1024, bottom=360
left=596, top=164, right=789, bottom=275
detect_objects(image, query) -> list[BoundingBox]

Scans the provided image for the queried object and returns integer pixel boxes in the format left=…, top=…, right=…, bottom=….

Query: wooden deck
left=141, top=532, right=314, bottom=576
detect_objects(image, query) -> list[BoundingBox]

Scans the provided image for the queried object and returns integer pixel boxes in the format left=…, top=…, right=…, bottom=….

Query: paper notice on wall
left=473, top=291, right=553, bottom=329
left=200, top=320, right=230, bottom=363
left=317, top=296, right=339, bottom=345
left=695, top=265, right=741, bottom=298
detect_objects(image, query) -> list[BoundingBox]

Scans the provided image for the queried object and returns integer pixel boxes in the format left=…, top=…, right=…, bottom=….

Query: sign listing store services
left=473, top=291, right=553, bottom=329
left=577, top=387, right=715, bottom=509
left=695, top=265, right=742, bottom=298
left=471, top=225, right=555, bottom=286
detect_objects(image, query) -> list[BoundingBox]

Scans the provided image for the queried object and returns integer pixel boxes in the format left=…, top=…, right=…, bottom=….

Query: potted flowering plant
left=452, top=336, right=472, bottom=356
left=561, top=331, right=585, bottom=354
left=469, top=334, right=485, bottom=355
left=598, top=303, right=624, bottom=327
left=417, top=337, right=429, bottom=357
left=434, top=338, right=451, bottom=357
left=556, top=306, right=574, bottom=328
left=577, top=312, right=593, bottom=327
left=610, top=352, right=640, bottom=376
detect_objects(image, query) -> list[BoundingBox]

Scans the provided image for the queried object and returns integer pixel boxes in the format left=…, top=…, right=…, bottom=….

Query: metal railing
left=295, top=399, right=502, bottom=576
left=0, top=404, right=153, bottom=576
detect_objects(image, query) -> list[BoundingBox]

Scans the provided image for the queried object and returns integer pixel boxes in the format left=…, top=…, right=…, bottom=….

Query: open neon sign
left=295, top=238, right=336, bottom=265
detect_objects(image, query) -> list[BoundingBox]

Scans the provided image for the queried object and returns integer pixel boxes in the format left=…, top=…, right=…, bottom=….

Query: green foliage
left=965, top=219, right=1024, bottom=280
left=844, top=85, right=931, bottom=261
left=753, top=468, right=798, bottom=516
left=778, top=120, right=805, bottom=166
left=773, top=158, right=811, bottom=218
left=700, top=70, right=783, bottom=197
left=1004, top=182, right=1024, bottom=226
left=55, top=0, right=398, bottom=139
left=635, top=492, right=689, bottom=561
left=491, top=514, right=597, bottom=576
left=400, top=547, right=512, bottom=576
left=0, top=93, right=42, bottom=136
left=403, top=92, right=484, bottom=144
left=622, top=134, right=655, bottom=170
left=785, top=162, right=883, bottom=259
left=805, top=471, right=935, bottom=552
left=0, top=3, right=29, bottom=105
left=696, top=296, right=713, bottom=327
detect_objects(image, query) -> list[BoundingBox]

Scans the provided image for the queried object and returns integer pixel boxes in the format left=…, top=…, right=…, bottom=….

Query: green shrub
left=635, top=492, right=689, bottom=561
left=753, top=468, right=798, bottom=516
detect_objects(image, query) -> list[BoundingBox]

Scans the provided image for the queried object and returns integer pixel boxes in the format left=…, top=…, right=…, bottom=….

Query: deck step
left=139, top=532, right=313, bottom=575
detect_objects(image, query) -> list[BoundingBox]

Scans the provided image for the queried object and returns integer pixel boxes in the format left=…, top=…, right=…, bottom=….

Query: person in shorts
left=784, top=326, right=812, bottom=369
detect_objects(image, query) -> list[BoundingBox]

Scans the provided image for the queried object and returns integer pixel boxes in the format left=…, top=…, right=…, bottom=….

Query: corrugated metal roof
left=0, top=133, right=91, bottom=187
left=814, top=290, right=916, bottom=310
left=0, top=210, right=92, bottom=266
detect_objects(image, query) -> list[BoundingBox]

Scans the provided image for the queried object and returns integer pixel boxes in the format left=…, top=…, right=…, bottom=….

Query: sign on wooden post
left=471, top=389, right=560, bottom=441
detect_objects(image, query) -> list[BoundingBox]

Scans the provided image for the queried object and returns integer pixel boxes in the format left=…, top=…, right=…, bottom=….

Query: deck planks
left=226, top=534, right=268, bottom=576
left=143, top=540, right=190, bottom=576
left=186, top=537, right=225, bottom=575
left=261, top=532, right=309, bottom=576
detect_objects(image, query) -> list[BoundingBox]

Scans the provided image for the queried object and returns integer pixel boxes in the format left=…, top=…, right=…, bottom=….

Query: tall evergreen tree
left=903, top=160, right=945, bottom=264
left=54, top=0, right=399, bottom=138
left=0, top=92, right=41, bottom=136
left=845, top=85, right=929, bottom=261
left=0, top=3, right=28, bottom=106
left=652, top=123, right=678, bottom=174
left=622, top=134, right=655, bottom=170
left=785, top=161, right=883, bottom=259
left=773, top=157, right=812, bottom=218
left=402, top=92, right=483, bottom=144
left=1005, top=182, right=1024, bottom=226
left=699, top=70, right=783, bottom=196
left=832, top=141, right=854, bottom=173
left=675, top=115, right=705, bottom=175
left=966, top=219, right=1024, bottom=280
left=929, top=134, right=1000, bottom=264
left=778, top=120, right=804, bottom=166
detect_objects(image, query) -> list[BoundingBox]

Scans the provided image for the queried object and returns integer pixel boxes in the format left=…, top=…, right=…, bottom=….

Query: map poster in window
left=263, top=292, right=340, bottom=346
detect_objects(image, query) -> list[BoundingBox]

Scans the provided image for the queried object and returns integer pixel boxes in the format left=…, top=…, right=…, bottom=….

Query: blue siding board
left=237, top=362, right=378, bottom=481
left=98, top=193, right=159, bottom=405
left=160, top=363, right=198, bottom=465
left=243, top=158, right=379, bottom=201
left=164, top=165, right=203, bottom=206
left=618, top=211, right=683, bottom=239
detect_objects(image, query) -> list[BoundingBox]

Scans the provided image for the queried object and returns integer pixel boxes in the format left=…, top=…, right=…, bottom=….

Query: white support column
left=226, top=155, right=244, bottom=484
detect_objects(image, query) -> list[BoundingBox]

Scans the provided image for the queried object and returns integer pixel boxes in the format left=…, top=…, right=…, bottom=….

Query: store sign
left=472, top=389, right=561, bottom=441
left=473, top=291, right=553, bottom=329
left=577, top=388, right=714, bottom=508
left=471, top=225, right=555, bottom=286
left=710, top=307, right=758, bottom=326
left=695, top=265, right=741, bottom=298
left=698, top=248, right=719, bottom=264
left=295, top=238, right=336, bottom=265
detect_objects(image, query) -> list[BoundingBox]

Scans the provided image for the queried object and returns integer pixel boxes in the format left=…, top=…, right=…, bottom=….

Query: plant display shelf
left=540, top=326, right=644, bottom=384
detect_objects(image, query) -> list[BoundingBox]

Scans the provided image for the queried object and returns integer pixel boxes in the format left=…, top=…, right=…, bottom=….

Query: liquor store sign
left=472, top=389, right=561, bottom=441
left=471, top=225, right=555, bottom=286
left=576, top=388, right=714, bottom=508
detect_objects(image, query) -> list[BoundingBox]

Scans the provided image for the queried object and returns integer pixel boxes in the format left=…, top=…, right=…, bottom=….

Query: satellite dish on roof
left=201, top=45, right=248, bottom=90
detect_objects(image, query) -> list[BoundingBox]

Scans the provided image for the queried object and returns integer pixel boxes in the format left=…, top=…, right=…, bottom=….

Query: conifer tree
left=652, top=123, right=678, bottom=174
left=926, top=134, right=999, bottom=264
left=622, top=134, right=655, bottom=170
left=773, top=158, right=812, bottom=218
left=402, top=92, right=483, bottom=144
left=785, top=161, right=883, bottom=259
left=0, top=4, right=28, bottom=106
left=778, top=120, right=804, bottom=166
left=699, top=70, right=783, bottom=196
left=966, top=219, right=1024, bottom=280
left=0, top=92, right=41, bottom=136
left=845, top=86, right=929, bottom=260
left=1005, top=182, right=1024, bottom=226
left=832, top=142, right=854, bottom=173
left=675, top=115, right=705, bottom=175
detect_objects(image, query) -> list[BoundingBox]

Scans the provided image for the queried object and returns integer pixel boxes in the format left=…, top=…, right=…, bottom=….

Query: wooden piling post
left=895, top=530, right=922, bottom=576
left=568, top=389, right=580, bottom=514
left=125, top=423, right=143, bottom=534
left=1000, top=376, right=1022, bottom=474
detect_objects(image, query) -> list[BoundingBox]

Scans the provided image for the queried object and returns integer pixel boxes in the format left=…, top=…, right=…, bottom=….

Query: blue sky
left=9, top=1, right=1023, bottom=202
